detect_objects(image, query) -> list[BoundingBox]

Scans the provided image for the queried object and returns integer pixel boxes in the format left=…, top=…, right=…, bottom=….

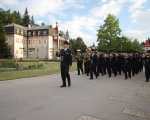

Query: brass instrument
left=84, top=48, right=91, bottom=61
left=76, top=49, right=83, bottom=61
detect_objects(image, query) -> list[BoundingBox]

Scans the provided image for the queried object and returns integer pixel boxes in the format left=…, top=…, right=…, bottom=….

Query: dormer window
left=21, top=30, right=23, bottom=35
left=38, top=31, right=41, bottom=35
left=16, top=29, right=19, bottom=34
left=33, top=31, right=36, bottom=36
left=28, top=32, right=31, bottom=36
left=25, top=31, right=27, bottom=36
left=43, top=31, right=47, bottom=35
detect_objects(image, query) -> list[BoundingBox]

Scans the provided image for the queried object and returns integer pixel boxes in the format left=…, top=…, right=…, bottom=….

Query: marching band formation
left=76, top=49, right=150, bottom=82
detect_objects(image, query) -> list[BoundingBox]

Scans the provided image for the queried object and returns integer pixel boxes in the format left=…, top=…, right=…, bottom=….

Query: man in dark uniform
left=89, top=49, right=98, bottom=80
left=108, top=50, right=117, bottom=77
left=116, top=51, right=124, bottom=75
left=76, top=49, right=83, bottom=75
left=143, top=50, right=150, bottom=82
left=123, top=53, right=132, bottom=79
left=60, top=41, right=72, bottom=87
left=97, top=50, right=104, bottom=76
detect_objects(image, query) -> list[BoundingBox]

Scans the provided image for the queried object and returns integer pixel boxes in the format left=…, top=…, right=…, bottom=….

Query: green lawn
left=0, top=62, right=77, bottom=81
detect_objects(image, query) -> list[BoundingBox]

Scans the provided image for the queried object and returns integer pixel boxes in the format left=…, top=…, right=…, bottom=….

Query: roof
left=29, top=26, right=49, bottom=30
left=144, top=40, right=150, bottom=47
left=4, top=23, right=27, bottom=30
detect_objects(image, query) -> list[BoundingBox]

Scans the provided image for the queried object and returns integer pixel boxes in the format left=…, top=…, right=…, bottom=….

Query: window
left=28, top=40, right=31, bottom=45
left=33, top=40, right=36, bottom=45
left=38, top=31, right=41, bottom=35
left=43, top=31, right=47, bottom=35
left=24, top=40, right=26, bottom=45
left=29, top=48, right=35, bottom=55
left=25, top=31, right=27, bottom=36
left=33, top=31, right=36, bottom=36
left=21, top=30, right=23, bottom=35
left=20, top=50, right=22, bottom=54
left=16, top=50, right=18, bottom=54
left=38, top=40, right=41, bottom=44
left=6, top=38, right=8, bottom=42
left=9, top=38, right=11, bottom=41
left=16, top=29, right=19, bottom=34
left=28, top=32, right=31, bottom=36
left=44, top=39, right=47, bottom=44
left=20, top=39, right=22, bottom=43
left=16, top=38, right=19, bottom=43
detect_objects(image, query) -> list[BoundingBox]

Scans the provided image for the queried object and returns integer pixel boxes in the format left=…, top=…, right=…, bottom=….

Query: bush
left=0, top=59, right=18, bottom=68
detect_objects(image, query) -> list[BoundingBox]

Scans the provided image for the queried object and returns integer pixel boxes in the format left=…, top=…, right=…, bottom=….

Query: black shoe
left=89, top=78, right=93, bottom=80
left=124, top=78, right=127, bottom=79
left=145, top=80, right=149, bottom=82
left=86, top=74, right=89, bottom=76
left=60, top=85, right=66, bottom=87
left=68, top=84, right=71, bottom=87
left=77, top=74, right=80, bottom=75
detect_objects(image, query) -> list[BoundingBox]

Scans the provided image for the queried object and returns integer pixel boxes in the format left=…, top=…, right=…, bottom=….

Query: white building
left=4, top=23, right=67, bottom=59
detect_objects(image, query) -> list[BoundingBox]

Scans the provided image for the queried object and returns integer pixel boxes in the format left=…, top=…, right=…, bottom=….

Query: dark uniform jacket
left=90, top=54, right=97, bottom=67
left=60, top=48, right=72, bottom=67
left=143, top=55, right=150, bottom=67
left=97, top=54, right=104, bottom=65
left=123, top=57, right=132, bottom=66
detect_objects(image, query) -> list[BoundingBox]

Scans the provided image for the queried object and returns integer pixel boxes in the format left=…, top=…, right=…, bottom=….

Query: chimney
left=28, top=24, right=31, bottom=29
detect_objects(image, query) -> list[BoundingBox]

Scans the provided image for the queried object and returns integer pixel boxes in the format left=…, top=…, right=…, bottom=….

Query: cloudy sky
left=0, top=0, right=150, bottom=46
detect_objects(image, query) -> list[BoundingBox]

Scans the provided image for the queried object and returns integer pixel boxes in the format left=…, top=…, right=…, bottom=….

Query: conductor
left=60, top=40, right=72, bottom=87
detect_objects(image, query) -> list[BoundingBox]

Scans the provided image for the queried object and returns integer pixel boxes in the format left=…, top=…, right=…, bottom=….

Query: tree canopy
left=97, top=14, right=142, bottom=52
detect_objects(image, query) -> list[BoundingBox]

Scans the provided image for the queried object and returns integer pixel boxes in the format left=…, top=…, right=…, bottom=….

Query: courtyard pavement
left=0, top=71, right=150, bottom=120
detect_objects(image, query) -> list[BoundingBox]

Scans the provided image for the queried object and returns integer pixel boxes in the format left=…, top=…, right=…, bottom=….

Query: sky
left=0, top=0, right=150, bottom=46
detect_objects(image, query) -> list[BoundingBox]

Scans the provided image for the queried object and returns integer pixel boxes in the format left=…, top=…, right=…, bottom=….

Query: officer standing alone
left=60, top=41, right=72, bottom=87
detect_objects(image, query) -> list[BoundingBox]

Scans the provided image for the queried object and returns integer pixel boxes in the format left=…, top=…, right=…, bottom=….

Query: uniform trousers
left=61, top=67, right=71, bottom=86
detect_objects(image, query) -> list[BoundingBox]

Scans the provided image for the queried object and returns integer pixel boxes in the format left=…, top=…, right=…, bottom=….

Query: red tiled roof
left=144, top=40, right=150, bottom=47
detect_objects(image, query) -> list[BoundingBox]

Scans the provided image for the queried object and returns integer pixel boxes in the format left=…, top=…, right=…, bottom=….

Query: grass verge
left=0, top=62, right=77, bottom=81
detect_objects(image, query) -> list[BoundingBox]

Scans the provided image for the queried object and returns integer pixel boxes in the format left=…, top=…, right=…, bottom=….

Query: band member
left=97, top=50, right=104, bottom=76
left=60, top=41, right=72, bottom=87
left=117, top=51, right=124, bottom=75
left=89, top=49, right=98, bottom=80
left=84, top=48, right=91, bottom=76
left=123, top=53, right=131, bottom=79
left=76, top=49, right=83, bottom=75
left=108, top=50, right=117, bottom=77
left=143, top=50, right=150, bottom=82
left=103, top=51, right=109, bottom=75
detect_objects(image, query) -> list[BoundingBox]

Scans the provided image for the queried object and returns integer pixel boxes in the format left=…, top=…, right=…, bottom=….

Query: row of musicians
left=76, top=49, right=150, bottom=82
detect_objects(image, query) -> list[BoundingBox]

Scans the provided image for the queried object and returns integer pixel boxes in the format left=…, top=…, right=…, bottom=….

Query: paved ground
left=0, top=71, right=150, bottom=120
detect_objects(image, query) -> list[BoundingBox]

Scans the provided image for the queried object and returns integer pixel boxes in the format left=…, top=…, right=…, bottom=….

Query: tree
left=22, top=7, right=30, bottom=26
left=132, top=38, right=142, bottom=51
left=0, top=23, right=11, bottom=58
left=66, top=30, right=69, bottom=38
left=97, top=14, right=122, bottom=51
left=11, top=10, right=23, bottom=25
left=0, top=8, right=12, bottom=25
left=69, top=37, right=87, bottom=56
left=31, top=15, right=35, bottom=25
left=49, top=24, right=53, bottom=29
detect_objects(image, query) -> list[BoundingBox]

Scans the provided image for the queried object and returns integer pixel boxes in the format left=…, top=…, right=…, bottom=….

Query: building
left=4, top=23, right=68, bottom=59
left=144, top=39, right=150, bottom=52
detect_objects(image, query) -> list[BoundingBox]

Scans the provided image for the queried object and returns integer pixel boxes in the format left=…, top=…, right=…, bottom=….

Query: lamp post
left=121, top=41, right=124, bottom=51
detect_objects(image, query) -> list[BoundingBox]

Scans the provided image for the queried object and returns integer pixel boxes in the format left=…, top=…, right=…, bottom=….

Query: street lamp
left=121, top=41, right=124, bottom=51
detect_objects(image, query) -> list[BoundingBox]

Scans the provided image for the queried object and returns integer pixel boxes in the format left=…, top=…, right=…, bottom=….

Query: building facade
left=4, top=23, right=67, bottom=59
left=144, top=40, right=150, bottom=52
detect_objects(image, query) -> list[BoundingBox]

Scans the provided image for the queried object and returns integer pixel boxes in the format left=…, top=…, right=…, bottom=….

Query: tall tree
left=97, top=14, right=122, bottom=51
left=49, top=24, right=53, bottom=29
left=22, top=7, right=30, bottom=26
left=11, top=10, right=23, bottom=25
left=66, top=30, right=69, bottom=38
left=31, top=15, right=35, bottom=25
left=0, top=23, right=11, bottom=58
